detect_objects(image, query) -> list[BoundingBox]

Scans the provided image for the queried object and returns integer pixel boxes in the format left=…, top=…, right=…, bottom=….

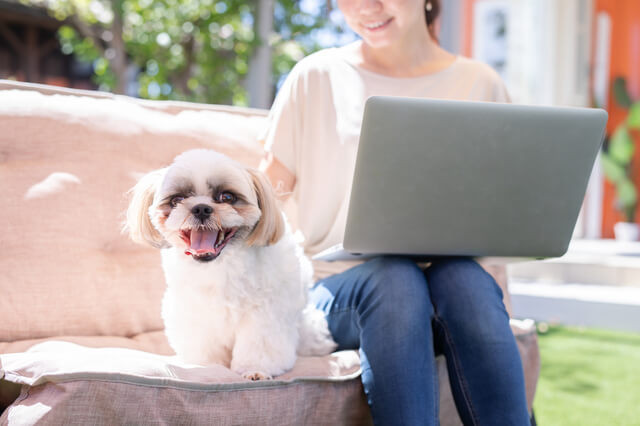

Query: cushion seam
left=1, top=370, right=363, bottom=392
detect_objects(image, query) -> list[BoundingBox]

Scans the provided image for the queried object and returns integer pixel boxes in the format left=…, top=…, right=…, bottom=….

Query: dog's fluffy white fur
left=126, top=149, right=336, bottom=380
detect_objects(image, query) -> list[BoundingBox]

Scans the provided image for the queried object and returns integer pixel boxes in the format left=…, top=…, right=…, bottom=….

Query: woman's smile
left=361, top=17, right=394, bottom=32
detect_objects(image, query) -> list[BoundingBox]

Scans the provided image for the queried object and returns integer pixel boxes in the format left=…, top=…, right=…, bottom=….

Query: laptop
left=313, top=96, right=608, bottom=262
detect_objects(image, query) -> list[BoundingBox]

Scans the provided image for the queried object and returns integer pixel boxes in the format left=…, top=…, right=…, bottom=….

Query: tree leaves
left=31, top=0, right=334, bottom=105
left=601, top=153, right=627, bottom=184
left=608, top=126, right=634, bottom=165
left=603, top=77, right=639, bottom=223
left=628, top=102, right=640, bottom=130
left=602, top=148, right=637, bottom=222
left=617, top=179, right=637, bottom=211
left=613, top=77, right=633, bottom=109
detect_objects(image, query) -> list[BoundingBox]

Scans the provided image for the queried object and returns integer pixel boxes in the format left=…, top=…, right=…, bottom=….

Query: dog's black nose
left=191, top=204, right=213, bottom=221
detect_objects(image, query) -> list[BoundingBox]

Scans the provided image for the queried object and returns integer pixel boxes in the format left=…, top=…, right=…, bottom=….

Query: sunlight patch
left=25, top=172, right=81, bottom=200
left=8, top=402, right=52, bottom=424
left=0, top=90, right=264, bottom=150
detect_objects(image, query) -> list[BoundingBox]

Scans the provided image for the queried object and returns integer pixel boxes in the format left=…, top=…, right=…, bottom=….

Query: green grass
left=534, top=325, right=640, bottom=426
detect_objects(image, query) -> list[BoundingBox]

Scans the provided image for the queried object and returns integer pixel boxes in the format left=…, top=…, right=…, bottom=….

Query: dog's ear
left=125, top=168, right=167, bottom=248
left=246, top=168, right=285, bottom=246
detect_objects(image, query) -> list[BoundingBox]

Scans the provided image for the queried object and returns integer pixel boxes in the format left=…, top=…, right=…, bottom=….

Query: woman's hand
left=259, top=152, right=296, bottom=201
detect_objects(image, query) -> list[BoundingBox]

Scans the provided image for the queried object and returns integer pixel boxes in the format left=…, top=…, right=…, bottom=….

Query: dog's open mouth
left=180, top=227, right=238, bottom=262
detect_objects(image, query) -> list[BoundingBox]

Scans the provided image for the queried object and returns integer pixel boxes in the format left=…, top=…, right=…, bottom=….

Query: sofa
left=0, top=80, right=539, bottom=425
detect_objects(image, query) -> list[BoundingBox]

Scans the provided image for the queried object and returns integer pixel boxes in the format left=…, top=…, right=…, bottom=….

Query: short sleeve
left=493, top=78, right=512, bottom=103
left=259, top=66, right=305, bottom=177
left=485, top=66, right=511, bottom=103
left=473, top=60, right=512, bottom=104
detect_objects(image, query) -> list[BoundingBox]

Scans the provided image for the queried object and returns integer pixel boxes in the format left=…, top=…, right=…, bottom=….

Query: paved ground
left=507, top=239, right=640, bottom=333
left=509, top=281, right=640, bottom=333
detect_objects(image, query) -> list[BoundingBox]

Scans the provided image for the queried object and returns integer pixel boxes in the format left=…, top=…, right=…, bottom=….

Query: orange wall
left=461, top=0, right=476, bottom=57
left=595, top=0, right=640, bottom=236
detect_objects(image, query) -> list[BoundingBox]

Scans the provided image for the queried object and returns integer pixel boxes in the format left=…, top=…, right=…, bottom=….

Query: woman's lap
left=312, top=257, right=438, bottom=424
left=310, top=256, right=530, bottom=426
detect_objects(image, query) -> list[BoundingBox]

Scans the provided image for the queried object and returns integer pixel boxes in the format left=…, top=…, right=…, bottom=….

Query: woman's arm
left=259, top=152, right=296, bottom=201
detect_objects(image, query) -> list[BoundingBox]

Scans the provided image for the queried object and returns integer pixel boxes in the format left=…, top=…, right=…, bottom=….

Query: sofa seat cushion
left=0, top=342, right=370, bottom=425
left=0, top=321, right=539, bottom=426
left=0, top=332, right=173, bottom=356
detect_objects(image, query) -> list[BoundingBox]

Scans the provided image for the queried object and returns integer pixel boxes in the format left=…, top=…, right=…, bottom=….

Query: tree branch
left=172, top=35, right=196, bottom=95
left=68, top=14, right=106, bottom=56
left=110, top=0, right=128, bottom=94
left=38, top=37, right=60, bottom=57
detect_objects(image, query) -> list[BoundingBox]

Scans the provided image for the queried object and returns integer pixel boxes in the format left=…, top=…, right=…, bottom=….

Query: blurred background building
left=0, top=0, right=93, bottom=87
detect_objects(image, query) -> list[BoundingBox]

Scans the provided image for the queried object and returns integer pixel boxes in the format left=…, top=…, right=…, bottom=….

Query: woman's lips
left=362, top=17, right=393, bottom=32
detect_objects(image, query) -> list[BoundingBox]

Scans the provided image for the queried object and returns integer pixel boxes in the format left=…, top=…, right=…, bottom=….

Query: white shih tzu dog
left=126, top=149, right=336, bottom=380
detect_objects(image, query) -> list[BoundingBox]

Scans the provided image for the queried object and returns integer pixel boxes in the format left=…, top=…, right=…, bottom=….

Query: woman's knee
left=358, top=256, right=432, bottom=318
left=366, top=256, right=427, bottom=294
left=427, top=257, right=503, bottom=300
left=426, top=258, right=508, bottom=330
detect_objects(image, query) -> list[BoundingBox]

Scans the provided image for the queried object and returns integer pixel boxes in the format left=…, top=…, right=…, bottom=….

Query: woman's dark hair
left=425, top=0, right=441, bottom=41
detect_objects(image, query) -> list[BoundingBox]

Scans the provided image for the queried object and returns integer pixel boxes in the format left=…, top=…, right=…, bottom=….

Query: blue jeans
left=310, top=256, right=530, bottom=426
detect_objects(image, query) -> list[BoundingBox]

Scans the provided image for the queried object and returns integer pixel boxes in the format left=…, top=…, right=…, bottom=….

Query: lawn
left=534, top=325, right=640, bottom=425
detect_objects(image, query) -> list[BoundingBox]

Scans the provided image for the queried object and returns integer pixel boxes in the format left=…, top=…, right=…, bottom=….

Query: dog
left=125, top=149, right=336, bottom=380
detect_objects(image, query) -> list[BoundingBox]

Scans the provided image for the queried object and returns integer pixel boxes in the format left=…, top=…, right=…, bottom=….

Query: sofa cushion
left=0, top=342, right=371, bottom=425
left=0, top=322, right=539, bottom=425
left=0, top=84, right=267, bottom=344
left=0, top=332, right=173, bottom=356
left=0, top=82, right=375, bottom=424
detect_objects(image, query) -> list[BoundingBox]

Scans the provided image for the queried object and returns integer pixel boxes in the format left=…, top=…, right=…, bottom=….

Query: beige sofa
left=0, top=80, right=539, bottom=425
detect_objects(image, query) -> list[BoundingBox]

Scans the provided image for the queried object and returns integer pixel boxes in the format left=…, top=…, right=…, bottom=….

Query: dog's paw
left=242, top=371, right=273, bottom=381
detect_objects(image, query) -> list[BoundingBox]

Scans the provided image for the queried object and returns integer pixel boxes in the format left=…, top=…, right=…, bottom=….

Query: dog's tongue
left=190, top=229, right=218, bottom=254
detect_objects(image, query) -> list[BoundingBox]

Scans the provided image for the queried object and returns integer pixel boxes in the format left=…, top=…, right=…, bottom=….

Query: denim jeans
left=310, top=256, right=530, bottom=426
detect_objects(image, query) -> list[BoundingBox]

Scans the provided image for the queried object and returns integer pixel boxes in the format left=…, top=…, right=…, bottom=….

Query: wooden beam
left=25, top=25, right=39, bottom=82
left=38, top=37, right=59, bottom=58
left=0, top=7, right=61, bottom=30
left=0, top=21, right=23, bottom=52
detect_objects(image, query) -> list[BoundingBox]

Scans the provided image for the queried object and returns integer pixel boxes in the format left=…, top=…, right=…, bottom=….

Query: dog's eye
left=170, top=196, right=185, bottom=207
left=216, top=192, right=236, bottom=203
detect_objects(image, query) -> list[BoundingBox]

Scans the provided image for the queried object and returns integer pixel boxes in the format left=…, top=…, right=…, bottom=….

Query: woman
left=260, top=0, right=530, bottom=424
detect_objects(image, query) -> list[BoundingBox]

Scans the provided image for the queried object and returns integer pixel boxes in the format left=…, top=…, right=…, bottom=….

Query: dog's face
left=127, top=149, right=284, bottom=262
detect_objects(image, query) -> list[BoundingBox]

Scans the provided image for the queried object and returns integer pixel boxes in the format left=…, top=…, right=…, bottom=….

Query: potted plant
left=601, top=77, right=640, bottom=241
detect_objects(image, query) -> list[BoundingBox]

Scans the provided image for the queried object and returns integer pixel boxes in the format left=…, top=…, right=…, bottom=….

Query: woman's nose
left=359, top=0, right=383, bottom=14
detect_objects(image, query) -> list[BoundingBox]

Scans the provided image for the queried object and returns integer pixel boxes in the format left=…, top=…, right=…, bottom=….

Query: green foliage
left=612, top=76, right=633, bottom=109
left=608, top=126, right=634, bottom=165
left=629, top=102, right=640, bottom=130
left=601, top=77, right=640, bottom=223
left=26, top=0, right=334, bottom=105
left=58, top=25, right=117, bottom=88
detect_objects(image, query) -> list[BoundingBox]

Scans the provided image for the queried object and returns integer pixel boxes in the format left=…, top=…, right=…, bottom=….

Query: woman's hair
left=425, top=0, right=441, bottom=41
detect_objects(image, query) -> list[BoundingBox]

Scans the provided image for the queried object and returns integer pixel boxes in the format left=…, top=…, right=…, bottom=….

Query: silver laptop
left=313, top=96, right=608, bottom=262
